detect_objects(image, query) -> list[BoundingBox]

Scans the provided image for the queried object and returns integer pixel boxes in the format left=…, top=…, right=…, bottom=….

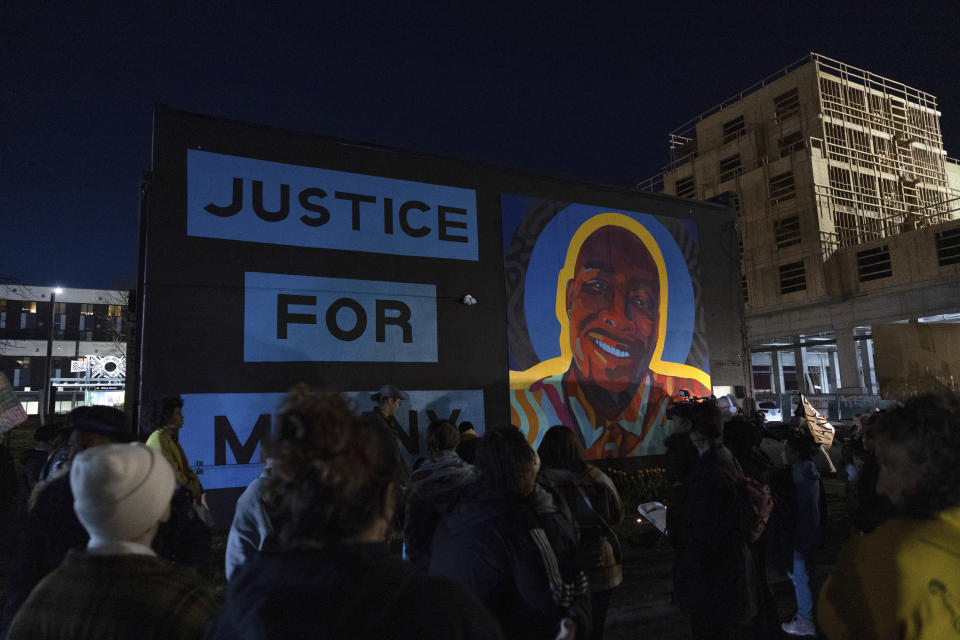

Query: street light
left=44, top=287, right=63, bottom=422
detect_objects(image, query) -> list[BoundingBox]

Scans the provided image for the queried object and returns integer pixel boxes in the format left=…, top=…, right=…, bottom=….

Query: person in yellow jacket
left=818, top=393, right=960, bottom=639
left=146, top=397, right=203, bottom=502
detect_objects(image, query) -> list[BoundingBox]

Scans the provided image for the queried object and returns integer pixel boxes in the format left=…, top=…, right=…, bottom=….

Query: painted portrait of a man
left=506, top=205, right=711, bottom=458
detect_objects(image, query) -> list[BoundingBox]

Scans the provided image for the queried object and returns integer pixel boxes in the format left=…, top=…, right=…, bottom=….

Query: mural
left=504, top=197, right=712, bottom=457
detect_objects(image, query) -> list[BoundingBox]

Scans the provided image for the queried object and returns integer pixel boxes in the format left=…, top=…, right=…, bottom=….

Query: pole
left=44, top=290, right=57, bottom=420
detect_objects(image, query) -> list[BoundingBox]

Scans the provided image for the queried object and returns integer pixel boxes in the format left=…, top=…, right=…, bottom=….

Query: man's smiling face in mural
left=565, top=226, right=660, bottom=398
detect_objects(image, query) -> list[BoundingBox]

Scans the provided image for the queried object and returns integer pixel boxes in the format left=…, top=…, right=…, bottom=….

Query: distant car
left=756, top=401, right=783, bottom=423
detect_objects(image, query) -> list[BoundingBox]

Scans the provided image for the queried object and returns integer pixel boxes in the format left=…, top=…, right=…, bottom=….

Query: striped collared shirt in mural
left=511, top=369, right=710, bottom=458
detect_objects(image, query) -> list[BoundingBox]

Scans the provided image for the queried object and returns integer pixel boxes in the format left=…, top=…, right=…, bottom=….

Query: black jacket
left=209, top=542, right=503, bottom=640
left=673, top=445, right=757, bottom=623
left=430, top=487, right=588, bottom=640
left=0, top=474, right=88, bottom=635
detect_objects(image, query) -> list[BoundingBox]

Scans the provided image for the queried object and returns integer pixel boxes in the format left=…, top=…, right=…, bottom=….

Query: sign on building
left=135, top=107, right=743, bottom=501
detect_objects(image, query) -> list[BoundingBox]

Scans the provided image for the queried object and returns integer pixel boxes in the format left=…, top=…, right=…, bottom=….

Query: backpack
left=721, top=466, right=775, bottom=543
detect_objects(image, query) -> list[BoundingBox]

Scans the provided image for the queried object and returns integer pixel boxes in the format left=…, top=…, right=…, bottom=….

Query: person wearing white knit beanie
left=71, top=443, right=175, bottom=551
left=8, top=444, right=216, bottom=640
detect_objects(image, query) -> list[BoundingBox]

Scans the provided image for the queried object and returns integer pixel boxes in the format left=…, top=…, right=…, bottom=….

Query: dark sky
left=4, top=2, right=959, bottom=290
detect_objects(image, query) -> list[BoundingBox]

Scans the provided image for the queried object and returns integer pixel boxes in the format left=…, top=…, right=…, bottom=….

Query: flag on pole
left=796, top=393, right=835, bottom=447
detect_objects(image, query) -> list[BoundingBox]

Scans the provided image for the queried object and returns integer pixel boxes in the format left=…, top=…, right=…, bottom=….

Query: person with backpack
left=673, top=400, right=758, bottom=639
left=779, top=426, right=824, bottom=637
left=537, top=425, right=624, bottom=640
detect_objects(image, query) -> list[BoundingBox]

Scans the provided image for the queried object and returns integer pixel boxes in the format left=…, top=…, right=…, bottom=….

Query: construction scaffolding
left=811, top=54, right=958, bottom=254
left=640, top=53, right=960, bottom=261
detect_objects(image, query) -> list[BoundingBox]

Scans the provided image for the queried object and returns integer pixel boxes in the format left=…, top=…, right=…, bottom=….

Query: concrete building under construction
left=640, top=53, right=960, bottom=414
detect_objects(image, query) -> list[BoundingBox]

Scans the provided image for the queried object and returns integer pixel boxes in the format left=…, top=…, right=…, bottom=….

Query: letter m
left=214, top=414, right=272, bottom=465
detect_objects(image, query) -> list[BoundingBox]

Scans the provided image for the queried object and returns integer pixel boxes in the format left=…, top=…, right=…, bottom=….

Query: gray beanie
left=71, top=443, right=175, bottom=543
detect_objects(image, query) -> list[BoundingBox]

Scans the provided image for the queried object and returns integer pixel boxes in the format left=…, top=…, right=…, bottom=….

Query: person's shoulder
left=29, top=470, right=72, bottom=511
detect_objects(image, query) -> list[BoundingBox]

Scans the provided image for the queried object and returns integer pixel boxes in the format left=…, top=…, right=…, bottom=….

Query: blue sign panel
left=187, top=150, right=479, bottom=260
left=244, top=272, right=438, bottom=363
left=181, top=389, right=485, bottom=489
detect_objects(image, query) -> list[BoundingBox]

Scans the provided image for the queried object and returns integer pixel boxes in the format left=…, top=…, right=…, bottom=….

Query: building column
left=836, top=327, right=864, bottom=394
left=830, top=349, right=841, bottom=394
left=796, top=344, right=811, bottom=395
left=863, top=337, right=877, bottom=395
left=772, top=349, right=784, bottom=394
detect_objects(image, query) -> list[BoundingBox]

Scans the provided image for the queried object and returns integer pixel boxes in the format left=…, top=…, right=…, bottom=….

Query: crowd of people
left=0, top=387, right=958, bottom=639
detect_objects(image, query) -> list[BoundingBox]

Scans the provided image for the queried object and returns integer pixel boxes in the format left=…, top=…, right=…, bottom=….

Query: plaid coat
left=8, top=551, right=215, bottom=640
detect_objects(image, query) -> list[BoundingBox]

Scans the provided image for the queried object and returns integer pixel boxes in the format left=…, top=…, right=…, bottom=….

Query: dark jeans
left=590, top=589, right=614, bottom=640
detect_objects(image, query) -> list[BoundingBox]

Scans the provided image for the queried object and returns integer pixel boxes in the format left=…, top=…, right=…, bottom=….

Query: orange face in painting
left=565, top=226, right=660, bottom=395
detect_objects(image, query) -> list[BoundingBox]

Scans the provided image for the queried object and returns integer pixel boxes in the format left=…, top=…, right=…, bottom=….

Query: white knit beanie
left=71, top=443, right=176, bottom=543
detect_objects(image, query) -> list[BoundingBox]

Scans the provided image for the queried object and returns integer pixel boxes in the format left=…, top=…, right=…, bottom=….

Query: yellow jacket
left=146, top=428, right=203, bottom=500
left=818, top=506, right=960, bottom=639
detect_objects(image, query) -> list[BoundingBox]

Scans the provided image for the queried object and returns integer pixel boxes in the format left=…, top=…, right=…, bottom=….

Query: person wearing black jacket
left=209, top=386, right=501, bottom=640
left=430, top=425, right=589, bottom=640
left=0, top=406, right=134, bottom=637
left=673, top=402, right=757, bottom=640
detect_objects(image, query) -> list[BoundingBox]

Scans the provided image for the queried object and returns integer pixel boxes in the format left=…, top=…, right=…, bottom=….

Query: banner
left=0, top=372, right=28, bottom=433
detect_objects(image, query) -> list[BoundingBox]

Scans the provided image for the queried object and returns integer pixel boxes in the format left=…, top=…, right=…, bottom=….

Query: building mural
left=504, top=197, right=712, bottom=457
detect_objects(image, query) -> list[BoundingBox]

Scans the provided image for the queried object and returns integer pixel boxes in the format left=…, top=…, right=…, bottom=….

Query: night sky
left=4, top=2, right=959, bottom=290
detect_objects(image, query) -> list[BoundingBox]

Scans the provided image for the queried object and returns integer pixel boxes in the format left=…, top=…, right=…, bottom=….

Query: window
left=752, top=365, right=772, bottom=391
left=779, top=131, right=804, bottom=157
left=722, top=116, right=745, bottom=145
left=782, top=365, right=799, bottom=391
left=849, top=129, right=870, bottom=155
left=80, top=303, right=94, bottom=331
left=824, top=122, right=846, bottom=160
left=829, top=167, right=854, bottom=208
left=819, top=77, right=842, bottom=103
left=856, top=245, right=892, bottom=282
left=858, top=173, right=880, bottom=213
left=741, top=273, right=749, bottom=304
left=0, top=300, right=5, bottom=329
left=774, top=88, right=800, bottom=121
left=769, top=172, right=796, bottom=203
left=774, top=215, right=802, bottom=249
left=13, top=358, right=30, bottom=388
left=936, top=227, right=960, bottom=266
left=779, top=261, right=806, bottom=294
left=19, top=301, right=37, bottom=329
left=719, top=154, right=742, bottom=182
left=107, top=305, right=123, bottom=317
left=873, top=135, right=892, bottom=157
left=675, top=176, right=696, bottom=199
left=847, top=87, right=866, bottom=110
left=53, top=302, right=66, bottom=332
